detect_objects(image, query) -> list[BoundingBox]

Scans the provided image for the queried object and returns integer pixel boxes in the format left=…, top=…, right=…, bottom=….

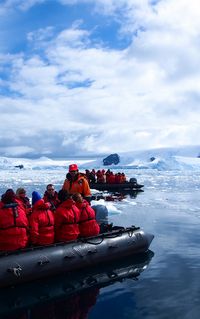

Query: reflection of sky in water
left=0, top=168, right=200, bottom=318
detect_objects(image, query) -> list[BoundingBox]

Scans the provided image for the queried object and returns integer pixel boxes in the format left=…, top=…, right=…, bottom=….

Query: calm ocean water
left=0, top=168, right=200, bottom=319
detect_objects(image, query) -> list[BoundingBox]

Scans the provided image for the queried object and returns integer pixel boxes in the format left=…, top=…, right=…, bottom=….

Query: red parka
left=76, top=200, right=100, bottom=238
left=107, top=172, right=116, bottom=184
left=0, top=201, right=29, bottom=251
left=30, top=199, right=54, bottom=245
left=16, top=197, right=32, bottom=218
left=55, top=198, right=80, bottom=242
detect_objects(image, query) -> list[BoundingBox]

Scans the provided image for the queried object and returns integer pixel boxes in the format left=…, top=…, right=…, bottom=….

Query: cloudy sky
left=0, top=0, right=199, bottom=158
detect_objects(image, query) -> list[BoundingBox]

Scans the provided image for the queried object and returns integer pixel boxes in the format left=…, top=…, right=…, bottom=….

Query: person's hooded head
left=32, top=191, right=42, bottom=206
left=58, top=189, right=71, bottom=203
left=16, top=188, right=26, bottom=197
left=72, top=193, right=83, bottom=203
left=1, top=189, right=16, bottom=204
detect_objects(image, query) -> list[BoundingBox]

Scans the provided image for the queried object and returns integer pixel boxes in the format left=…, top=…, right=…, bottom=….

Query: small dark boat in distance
left=0, top=226, right=154, bottom=288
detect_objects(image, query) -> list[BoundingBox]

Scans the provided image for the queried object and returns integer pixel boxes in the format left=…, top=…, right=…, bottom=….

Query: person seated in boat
left=105, top=169, right=111, bottom=183
left=16, top=187, right=32, bottom=218
left=72, top=193, right=100, bottom=238
left=115, top=172, right=122, bottom=183
left=90, top=169, right=96, bottom=183
left=0, top=189, right=29, bottom=251
left=85, top=169, right=90, bottom=181
left=96, top=170, right=106, bottom=183
left=55, top=190, right=80, bottom=242
left=30, top=191, right=54, bottom=246
left=43, top=184, right=60, bottom=212
left=62, top=164, right=91, bottom=203
left=85, top=169, right=96, bottom=183
left=121, top=172, right=127, bottom=183
left=106, top=171, right=116, bottom=184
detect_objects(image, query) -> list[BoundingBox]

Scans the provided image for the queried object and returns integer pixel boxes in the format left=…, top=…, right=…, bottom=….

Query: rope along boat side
left=0, top=226, right=154, bottom=288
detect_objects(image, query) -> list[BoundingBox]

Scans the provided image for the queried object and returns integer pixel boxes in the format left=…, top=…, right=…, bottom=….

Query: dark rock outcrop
left=103, top=153, right=120, bottom=166
left=14, top=165, right=24, bottom=169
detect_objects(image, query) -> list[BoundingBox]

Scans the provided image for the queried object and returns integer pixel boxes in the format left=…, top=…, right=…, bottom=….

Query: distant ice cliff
left=1, top=145, right=200, bottom=171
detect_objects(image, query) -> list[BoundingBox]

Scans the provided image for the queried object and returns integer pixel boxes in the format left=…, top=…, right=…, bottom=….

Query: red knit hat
left=69, top=164, right=78, bottom=172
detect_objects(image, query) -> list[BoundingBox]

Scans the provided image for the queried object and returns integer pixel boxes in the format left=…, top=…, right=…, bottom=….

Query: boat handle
left=108, top=244, right=118, bottom=249
left=85, top=276, right=98, bottom=285
left=7, top=264, right=22, bottom=277
left=87, top=249, right=97, bottom=255
left=38, top=256, right=50, bottom=266
left=107, top=271, right=118, bottom=279
left=64, top=254, right=76, bottom=259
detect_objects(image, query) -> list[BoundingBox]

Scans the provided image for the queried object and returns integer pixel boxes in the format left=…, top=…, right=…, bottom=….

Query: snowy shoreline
left=1, top=145, right=200, bottom=171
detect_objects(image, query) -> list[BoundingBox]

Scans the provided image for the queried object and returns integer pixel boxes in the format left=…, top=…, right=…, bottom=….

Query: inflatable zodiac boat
left=90, top=178, right=144, bottom=192
left=0, top=226, right=154, bottom=288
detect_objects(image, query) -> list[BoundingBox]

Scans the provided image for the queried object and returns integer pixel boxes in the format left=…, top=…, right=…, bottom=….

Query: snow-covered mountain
left=0, top=156, right=94, bottom=170
left=0, top=145, right=200, bottom=171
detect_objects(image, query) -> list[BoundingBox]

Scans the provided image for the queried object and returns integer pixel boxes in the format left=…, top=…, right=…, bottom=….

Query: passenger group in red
left=0, top=164, right=101, bottom=252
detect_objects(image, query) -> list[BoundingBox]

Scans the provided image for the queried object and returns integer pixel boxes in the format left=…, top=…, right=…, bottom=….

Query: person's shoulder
left=66, top=173, right=72, bottom=180
left=82, top=176, right=90, bottom=186
left=79, top=172, right=87, bottom=177
left=78, top=173, right=88, bottom=181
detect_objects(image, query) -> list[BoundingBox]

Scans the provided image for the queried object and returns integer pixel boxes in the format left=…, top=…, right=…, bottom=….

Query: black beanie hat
left=58, top=189, right=70, bottom=202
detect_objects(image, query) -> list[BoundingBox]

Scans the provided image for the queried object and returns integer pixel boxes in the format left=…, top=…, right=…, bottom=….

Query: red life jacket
left=30, top=199, right=54, bottom=245
left=107, top=173, right=116, bottom=184
left=16, top=197, right=32, bottom=217
left=55, top=198, right=80, bottom=242
left=62, top=174, right=91, bottom=198
left=0, top=201, right=29, bottom=251
left=76, top=200, right=100, bottom=238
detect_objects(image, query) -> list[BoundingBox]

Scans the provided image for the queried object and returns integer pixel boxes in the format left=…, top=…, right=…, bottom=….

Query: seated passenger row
left=85, top=169, right=127, bottom=184
left=0, top=188, right=100, bottom=252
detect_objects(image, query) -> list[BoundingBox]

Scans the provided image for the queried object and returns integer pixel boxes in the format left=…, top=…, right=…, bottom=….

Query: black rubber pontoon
left=0, top=226, right=154, bottom=288
left=90, top=181, right=144, bottom=192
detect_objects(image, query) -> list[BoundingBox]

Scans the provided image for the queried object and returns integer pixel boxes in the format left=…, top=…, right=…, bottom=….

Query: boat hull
left=90, top=182, right=144, bottom=191
left=0, top=226, right=154, bottom=288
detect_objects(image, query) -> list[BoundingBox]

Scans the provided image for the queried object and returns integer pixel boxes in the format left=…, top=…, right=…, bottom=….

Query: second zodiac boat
left=90, top=181, right=144, bottom=192
left=0, top=225, right=154, bottom=288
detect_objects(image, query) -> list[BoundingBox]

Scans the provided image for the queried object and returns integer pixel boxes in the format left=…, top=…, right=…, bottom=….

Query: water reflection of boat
left=0, top=225, right=154, bottom=289
left=91, top=190, right=143, bottom=202
left=0, top=250, right=154, bottom=317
